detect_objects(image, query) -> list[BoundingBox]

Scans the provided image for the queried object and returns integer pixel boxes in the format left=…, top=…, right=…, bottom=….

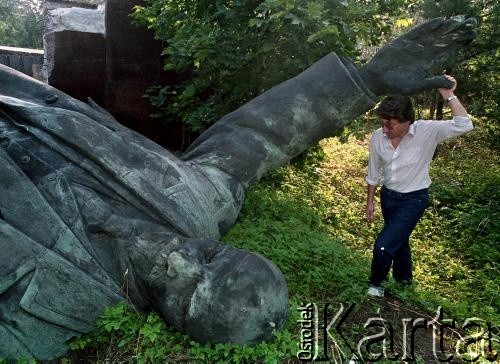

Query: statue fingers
left=399, top=17, right=476, bottom=51
left=426, top=17, right=477, bottom=48
left=361, top=17, right=475, bottom=96
left=402, top=17, right=445, bottom=41
left=412, top=76, right=454, bottom=94
left=457, top=25, right=476, bottom=46
left=440, top=16, right=477, bottom=36
left=378, top=74, right=453, bottom=96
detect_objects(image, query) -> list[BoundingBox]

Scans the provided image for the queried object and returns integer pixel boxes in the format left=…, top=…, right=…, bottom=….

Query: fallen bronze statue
left=0, top=17, right=475, bottom=359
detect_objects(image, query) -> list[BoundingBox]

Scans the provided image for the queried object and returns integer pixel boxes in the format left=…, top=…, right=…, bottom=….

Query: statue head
left=147, top=237, right=289, bottom=344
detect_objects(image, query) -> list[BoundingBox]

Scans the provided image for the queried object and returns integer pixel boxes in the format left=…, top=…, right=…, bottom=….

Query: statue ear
left=166, top=251, right=202, bottom=278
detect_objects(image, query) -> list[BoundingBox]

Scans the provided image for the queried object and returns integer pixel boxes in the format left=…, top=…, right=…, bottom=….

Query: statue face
left=149, top=238, right=289, bottom=344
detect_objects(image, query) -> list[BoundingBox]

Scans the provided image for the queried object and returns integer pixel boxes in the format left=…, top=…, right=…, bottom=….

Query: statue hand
left=359, top=17, right=477, bottom=96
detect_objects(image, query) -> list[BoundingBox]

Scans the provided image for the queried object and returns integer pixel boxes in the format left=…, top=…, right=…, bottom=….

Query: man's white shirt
left=366, top=116, right=473, bottom=193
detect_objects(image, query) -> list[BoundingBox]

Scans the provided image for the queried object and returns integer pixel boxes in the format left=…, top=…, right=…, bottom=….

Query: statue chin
left=151, top=238, right=289, bottom=344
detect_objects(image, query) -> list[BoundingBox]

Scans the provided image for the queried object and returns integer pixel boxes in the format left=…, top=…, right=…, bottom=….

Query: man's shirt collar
left=408, top=122, right=416, bottom=136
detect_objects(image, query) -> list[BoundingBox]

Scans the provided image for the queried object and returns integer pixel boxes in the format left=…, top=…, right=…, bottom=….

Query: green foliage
left=0, top=0, right=43, bottom=49
left=187, top=327, right=297, bottom=363
left=69, top=302, right=190, bottom=362
left=131, top=0, right=407, bottom=132
left=69, top=300, right=299, bottom=362
left=422, top=119, right=499, bottom=319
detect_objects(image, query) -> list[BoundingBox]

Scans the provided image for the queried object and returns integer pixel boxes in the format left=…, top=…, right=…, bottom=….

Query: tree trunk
left=429, top=92, right=436, bottom=119
left=436, top=97, right=444, bottom=120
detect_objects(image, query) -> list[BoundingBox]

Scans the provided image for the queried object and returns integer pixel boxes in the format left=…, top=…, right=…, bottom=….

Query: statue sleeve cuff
left=338, top=56, right=379, bottom=110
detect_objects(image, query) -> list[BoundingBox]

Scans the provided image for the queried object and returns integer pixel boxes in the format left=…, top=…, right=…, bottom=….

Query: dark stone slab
left=104, top=0, right=167, bottom=139
left=46, top=30, right=106, bottom=105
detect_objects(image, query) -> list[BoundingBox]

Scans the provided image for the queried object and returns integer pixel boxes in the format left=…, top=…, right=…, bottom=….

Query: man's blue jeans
left=370, top=186, right=429, bottom=287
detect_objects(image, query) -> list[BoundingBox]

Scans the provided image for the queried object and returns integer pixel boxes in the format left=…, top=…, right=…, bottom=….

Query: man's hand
left=359, top=16, right=476, bottom=96
left=437, top=74, right=469, bottom=117
left=366, top=201, right=375, bottom=222
left=437, top=74, right=457, bottom=99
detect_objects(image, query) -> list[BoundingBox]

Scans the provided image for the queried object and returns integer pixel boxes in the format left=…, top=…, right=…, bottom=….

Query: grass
left=65, top=117, right=499, bottom=362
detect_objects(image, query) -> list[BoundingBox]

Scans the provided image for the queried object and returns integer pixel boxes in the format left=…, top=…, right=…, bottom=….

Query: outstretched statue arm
left=182, top=17, right=476, bottom=188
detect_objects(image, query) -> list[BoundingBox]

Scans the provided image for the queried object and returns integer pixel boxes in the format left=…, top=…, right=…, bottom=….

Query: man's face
left=380, top=118, right=411, bottom=139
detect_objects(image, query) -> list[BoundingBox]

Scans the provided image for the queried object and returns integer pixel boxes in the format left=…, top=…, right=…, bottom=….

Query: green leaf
left=248, top=18, right=264, bottom=28
left=284, top=13, right=304, bottom=27
left=307, top=25, right=340, bottom=43
left=395, top=18, right=413, bottom=28
left=306, top=1, right=324, bottom=20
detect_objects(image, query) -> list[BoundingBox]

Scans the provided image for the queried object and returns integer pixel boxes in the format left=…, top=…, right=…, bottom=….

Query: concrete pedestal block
left=45, top=31, right=106, bottom=105
left=104, top=0, right=166, bottom=138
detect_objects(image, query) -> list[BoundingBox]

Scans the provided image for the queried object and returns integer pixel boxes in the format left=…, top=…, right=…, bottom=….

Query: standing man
left=365, top=75, right=473, bottom=297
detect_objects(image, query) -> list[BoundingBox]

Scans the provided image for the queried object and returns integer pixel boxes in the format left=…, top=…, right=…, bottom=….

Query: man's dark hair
left=375, top=95, right=415, bottom=124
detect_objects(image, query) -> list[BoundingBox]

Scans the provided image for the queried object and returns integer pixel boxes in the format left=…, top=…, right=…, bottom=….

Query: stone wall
left=0, top=46, right=44, bottom=80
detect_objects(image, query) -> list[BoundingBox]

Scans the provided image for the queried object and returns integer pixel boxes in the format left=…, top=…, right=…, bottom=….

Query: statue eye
left=204, top=246, right=223, bottom=263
